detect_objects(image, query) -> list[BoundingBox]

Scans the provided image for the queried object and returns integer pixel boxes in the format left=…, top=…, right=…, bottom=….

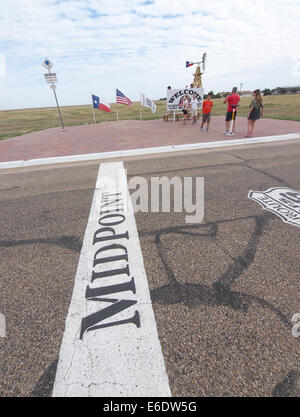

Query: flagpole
left=139, top=92, right=143, bottom=121
left=115, top=87, right=118, bottom=122
left=91, top=94, right=96, bottom=124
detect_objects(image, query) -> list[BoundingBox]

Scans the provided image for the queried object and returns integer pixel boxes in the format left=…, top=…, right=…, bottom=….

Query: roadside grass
left=1, top=94, right=299, bottom=141
left=210, top=94, right=300, bottom=120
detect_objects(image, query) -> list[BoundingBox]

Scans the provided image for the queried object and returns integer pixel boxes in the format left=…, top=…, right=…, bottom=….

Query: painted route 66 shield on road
left=248, top=187, right=300, bottom=227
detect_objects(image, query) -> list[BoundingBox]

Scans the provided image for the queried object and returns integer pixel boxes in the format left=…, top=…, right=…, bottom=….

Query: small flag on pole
left=116, top=89, right=132, bottom=107
left=186, top=61, right=194, bottom=67
left=92, top=94, right=111, bottom=112
left=140, top=92, right=156, bottom=113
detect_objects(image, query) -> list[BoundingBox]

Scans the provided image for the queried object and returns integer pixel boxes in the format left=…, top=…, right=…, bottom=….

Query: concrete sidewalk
left=0, top=116, right=299, bottom=163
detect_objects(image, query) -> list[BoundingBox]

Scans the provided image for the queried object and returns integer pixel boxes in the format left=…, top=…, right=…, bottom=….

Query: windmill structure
left=186, top=52, right=207, bottom=88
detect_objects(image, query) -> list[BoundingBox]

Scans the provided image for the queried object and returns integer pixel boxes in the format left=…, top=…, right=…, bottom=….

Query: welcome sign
left=167, top=87, right=204, bottom=111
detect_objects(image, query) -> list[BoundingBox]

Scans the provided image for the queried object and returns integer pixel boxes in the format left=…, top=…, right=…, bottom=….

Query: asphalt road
left=0, top=139, right=299, bottom=397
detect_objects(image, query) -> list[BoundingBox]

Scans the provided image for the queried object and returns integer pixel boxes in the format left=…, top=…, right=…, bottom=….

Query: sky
left=0, top=0, right=300, bottom=110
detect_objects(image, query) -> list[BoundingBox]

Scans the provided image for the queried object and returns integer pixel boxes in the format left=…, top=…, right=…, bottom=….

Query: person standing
left=200, top=94, right=213, bottom=132
left=245, top=89, right=264, bottom=137
left=190, top=93, right=198, bottom=125
left=182, top=94, right=190, bottom=125
left=224, top=87, right=240, bottom=135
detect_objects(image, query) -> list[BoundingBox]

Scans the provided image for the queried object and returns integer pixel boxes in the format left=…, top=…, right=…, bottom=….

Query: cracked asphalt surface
left=0, top=139, right=299, bottom=397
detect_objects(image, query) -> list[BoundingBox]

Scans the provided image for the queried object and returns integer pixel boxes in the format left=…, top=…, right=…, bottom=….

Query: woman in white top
left=190, top=94, right=198, bottom=125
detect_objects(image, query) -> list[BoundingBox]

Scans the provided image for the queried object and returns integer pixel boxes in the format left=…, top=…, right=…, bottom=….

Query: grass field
left=1, top=94, right=299, bottom=141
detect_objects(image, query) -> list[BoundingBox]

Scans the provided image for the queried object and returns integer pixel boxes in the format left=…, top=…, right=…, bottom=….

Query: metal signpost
left=43, top=58, right=65, bottom=130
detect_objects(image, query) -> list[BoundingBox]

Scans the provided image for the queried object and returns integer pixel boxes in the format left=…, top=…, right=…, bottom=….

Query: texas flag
left=186, top=61, right=194, bottom=67
left=92, top=94, right=111, bottom=112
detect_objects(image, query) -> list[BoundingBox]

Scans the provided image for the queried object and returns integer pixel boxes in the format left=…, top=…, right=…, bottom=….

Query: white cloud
left=0, top=0, right=299, bottom=109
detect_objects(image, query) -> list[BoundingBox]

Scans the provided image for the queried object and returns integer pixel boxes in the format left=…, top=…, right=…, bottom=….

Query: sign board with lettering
left=166, top=87, right=204, bottom=111
left=44, top=73, right=57, bottom=83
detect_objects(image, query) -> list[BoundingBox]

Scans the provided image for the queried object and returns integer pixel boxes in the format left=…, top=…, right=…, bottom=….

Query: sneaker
left=223, top=130, right=228, bottom=135
left=200, top=127, right=203, bottom=132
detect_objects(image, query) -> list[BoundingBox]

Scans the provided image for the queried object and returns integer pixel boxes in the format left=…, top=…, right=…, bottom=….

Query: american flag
left=116, top=88, right=132, bottom=107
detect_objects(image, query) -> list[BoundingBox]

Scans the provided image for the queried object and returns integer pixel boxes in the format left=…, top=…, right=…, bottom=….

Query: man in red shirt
left=224, top=87, right=240, bottom=135
left=201, top=94, right=213, bottom=132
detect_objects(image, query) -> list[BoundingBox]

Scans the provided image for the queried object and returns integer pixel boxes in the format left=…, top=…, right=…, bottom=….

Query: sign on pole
left=42, top=58, right=54, bottom=71
left=166, top=87, right=204, bottom=111
left=44, top=73, right=57, bottom=83
left=42, top=58, right=65, bottom=130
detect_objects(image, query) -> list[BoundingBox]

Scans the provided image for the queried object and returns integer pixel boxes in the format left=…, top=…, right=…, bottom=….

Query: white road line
left=52, top=161, right=171, bottom=397
left=1, top=132, right=300, bottom=170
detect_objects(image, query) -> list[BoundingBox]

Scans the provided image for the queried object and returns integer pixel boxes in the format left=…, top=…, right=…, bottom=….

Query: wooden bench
left=175, top=112, right=200, bottom=121
left=164, top=111, right=200, bottom=122
left=163, top=112, right=187, bottom=122
left=163, top=113, right=172, bottom=122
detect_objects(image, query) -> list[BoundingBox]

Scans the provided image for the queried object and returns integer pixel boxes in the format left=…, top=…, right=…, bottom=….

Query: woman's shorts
left=191, top=109, right=197, bottom=117
left=248, top=108, right=261, bottom=120
left=182, top=109, right=188, bottom=115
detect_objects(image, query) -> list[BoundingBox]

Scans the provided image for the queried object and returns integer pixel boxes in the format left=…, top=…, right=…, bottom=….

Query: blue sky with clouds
left=0, top=0, right=299, bottom=110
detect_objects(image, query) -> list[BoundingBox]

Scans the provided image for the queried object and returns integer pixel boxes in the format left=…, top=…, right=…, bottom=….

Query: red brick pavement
left=0, top=116, right=299, bottom=163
